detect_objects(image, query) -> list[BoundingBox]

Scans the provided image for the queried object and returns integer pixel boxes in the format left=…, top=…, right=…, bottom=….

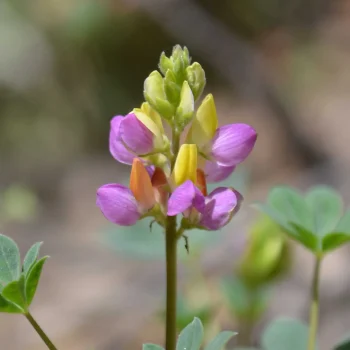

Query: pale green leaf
left=23, top=242, right=42, bottom=275
left=204, top=331, right=237, bottom=350
left=0, top=234, right=21, bottom=285
left=177, top=317, right=204, bottom=350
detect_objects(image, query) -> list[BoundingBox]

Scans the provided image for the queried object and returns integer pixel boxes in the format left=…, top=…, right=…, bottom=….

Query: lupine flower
left=187, top=94, right=257, bottom=182
left=167, top=144, right=242, bottom=230
left=109, top=103, right=168, bottom=165
left=96, top=158, right=166, bottom=226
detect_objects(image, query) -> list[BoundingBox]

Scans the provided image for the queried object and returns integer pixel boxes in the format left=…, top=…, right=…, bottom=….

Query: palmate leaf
left=255, top=186, right=350, bottom=255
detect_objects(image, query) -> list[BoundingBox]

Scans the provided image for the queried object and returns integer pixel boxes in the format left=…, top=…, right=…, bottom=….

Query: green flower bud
left=144, top=70, right=175, bottom=120
left=237, top=215, right=292, bottom=287
left=186, top=62, right=206, bottom=101
left=159, top=52, right=173, bottom=76
left=175, top=81, right=194, bottom=128
left=170, top=45, right=191, bottom=84
left=164, top=70, right=181, bottom=105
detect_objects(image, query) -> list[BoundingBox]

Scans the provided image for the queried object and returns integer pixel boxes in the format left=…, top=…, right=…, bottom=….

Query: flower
left=109, top=104, right=168, bottom=165
left=96, top=158, right=166, bottom=226
left=187, top=94, right=257, bottom=182
left=168, top=146, right=242, bottom=230
left=167, top=179, right=242, bottom=230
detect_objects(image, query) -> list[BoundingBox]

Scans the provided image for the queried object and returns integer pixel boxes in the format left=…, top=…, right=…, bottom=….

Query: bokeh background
left=1, top=0, right=350, bottom=349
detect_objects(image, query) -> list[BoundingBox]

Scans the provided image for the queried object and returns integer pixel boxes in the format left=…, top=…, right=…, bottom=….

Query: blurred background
left=1, top=0, right=350, bottom=349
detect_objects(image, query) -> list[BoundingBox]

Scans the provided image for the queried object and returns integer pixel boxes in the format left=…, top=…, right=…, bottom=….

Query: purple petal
left=167, top=180, right=205, bottom=216
left=211, top=124, right=257, bottom=166
left=120, top=113, right=154, bottom=155
left=109, top=116, right=135, bottom=164
left=205, top=161, right=236, bottom=183
left=200, top=187, right=241, bottom=230
left=96, top=184, right=140, bottom=226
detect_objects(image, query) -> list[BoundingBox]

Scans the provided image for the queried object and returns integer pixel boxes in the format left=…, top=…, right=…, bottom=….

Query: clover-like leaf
left=204, top=331, right=237, bottom=350
left=0, top=234, right=21, bottom=286
left=23, top=242, right=42, bottom=275
left=261, top=318, right=315, bottom=350
left=25, top=256, right=48, bottom=306
left=1, top=274, right=27, bottom=312
left=306, top=186, right=343, bottom=238
left=143, top=344, right=165, bottom=350
left=177, top=317, right=204, bottom=350
left=255, top=186, right=350, bottom=255
left=268, top=187, right=313, bottom=232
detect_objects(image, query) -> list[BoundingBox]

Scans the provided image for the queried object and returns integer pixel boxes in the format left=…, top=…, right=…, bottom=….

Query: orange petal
left=130, top=158, right=155, bottom=210
left=196, top=169, right=207, bottom=196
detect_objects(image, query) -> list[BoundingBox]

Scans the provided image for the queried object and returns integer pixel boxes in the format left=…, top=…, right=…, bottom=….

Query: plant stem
left=165, top=128, right=181, bottom=350
left=307, top=256, right=322, bottom=350
left=165, top=216, right=178, bottom=350
left=25, top=312, right=58, bottom=350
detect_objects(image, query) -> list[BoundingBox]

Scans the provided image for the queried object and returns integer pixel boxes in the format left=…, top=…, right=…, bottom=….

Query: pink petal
left=109, top=116, right=135, bottom=165
left=167, top=180, right=205, bottom=216
left=204, top=161, right=236, bottom=183
left=200, top=187, right=242, bottom=230
left=120, top=113, right=154, bottom=155
left=96, top=184, right=140, bottom=226
left=211, top=124, right=257, bottom=166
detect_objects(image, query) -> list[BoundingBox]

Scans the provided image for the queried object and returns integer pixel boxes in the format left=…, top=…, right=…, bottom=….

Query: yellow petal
left=187, top=94, right=218, bottom=147
left=130, top=158, right=155, bottom=210
left=141, top=102, right=164, bottom=133
left=172, top=144, right=197, bottom=186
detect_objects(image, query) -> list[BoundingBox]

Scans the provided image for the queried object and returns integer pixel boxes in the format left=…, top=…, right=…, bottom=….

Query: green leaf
left=334, top=210, right=350, bottom=233
left=268, top=187, right=313, bottom=232
left=1, top=274, right=27, bottom=312
left=334, top=334, right=350, bottom=350
left=143, top=344, right=165, bottom=350
left=0, top=234, right=21, bottom=285
left=204, top=331, right=237, bottom=350
left=322, top=233, right=350, bottom=252
left=261, top=318, right=314, bottom=350
left=23, top=242, right=42, bottom=275
left=306, top=186, right=343, bottom=237
left=25, top=256, right=48, bottom=306
left=289, top=223, right=319, bottom=252
left=177, top=317, right=204, bottom=350
left=0, top=293, right=23, bottom=313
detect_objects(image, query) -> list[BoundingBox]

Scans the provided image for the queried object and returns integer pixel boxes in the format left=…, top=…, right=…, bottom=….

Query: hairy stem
left=25, top=312, right=58, bottom=350
left=307, top=256, right=322, bottom=350
left=165, top=128, right=181, bottom=350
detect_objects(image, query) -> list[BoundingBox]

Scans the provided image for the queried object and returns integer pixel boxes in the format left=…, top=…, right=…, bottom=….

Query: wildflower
left=96, top=158, right=166, bottom=226
left=188, top=94, right=257, bottom=182
left=168, top=179, right=242, bottom=230
left=168, top=144, right=242, bottom=230
left=109, top=104, right=168, bottom=165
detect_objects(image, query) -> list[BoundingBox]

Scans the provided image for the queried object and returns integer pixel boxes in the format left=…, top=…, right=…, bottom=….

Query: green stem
left=165, top=128, right=181, bottom=350
left=25, top=312, right=58, bottom=350
left=307, top=256, right=322, bottom=350
left=165, top=216, right=178, bottom=350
